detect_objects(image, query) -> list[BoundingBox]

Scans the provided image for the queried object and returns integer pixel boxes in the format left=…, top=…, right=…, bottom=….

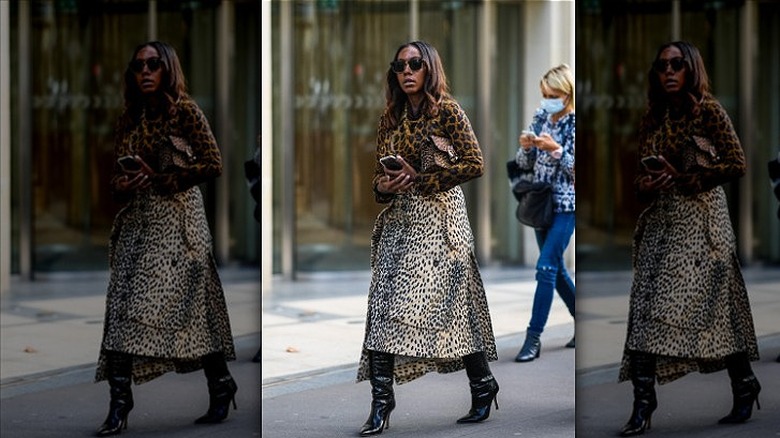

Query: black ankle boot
left=457, top=352, right=499, bottom=423
left=718, top=376, right=761, bottom=424
left=619, top=352, right=657, bottom=437
left=195, top=352, right=238, bottom=424
left=515, top=332, right=541, bottom=362
left=719, top=352, right=761, bottom=424
left=194, top=375, right=238, bottom=424
left=96, top=352, right=134, bottom=437
left=360, top=351, right=395, bottom=436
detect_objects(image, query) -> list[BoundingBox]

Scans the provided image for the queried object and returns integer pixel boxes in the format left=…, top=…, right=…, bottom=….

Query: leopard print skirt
left=95, top=187, right=235, bottom=384
left=357, top=187, right=497, bottom=385
left=619, top=186, right=759, bottom=384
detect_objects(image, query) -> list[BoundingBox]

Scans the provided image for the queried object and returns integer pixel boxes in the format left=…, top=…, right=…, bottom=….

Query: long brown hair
left=644, top=41, right=711, bottom=129
left=121, top=41, right=189, bottom=126
left=384, top=41, right=451, bottom=128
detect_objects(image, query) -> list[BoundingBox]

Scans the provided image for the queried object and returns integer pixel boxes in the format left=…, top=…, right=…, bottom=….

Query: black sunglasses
left=390, top=57, right=425, bottom=73
left=129, top=57, right=163, bottom=73
left=652, top=57, right=685, bottom=73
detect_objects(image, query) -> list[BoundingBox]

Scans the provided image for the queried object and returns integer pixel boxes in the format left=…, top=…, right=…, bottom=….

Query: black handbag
left=507, top=159, right=554, bottom=229
left=513, top=181, right=553, bottom=228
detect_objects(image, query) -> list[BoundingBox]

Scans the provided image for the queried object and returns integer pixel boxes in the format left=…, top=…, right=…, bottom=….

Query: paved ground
left=576, top=268, right=780, bottom=437
left=261, top=267, right=574, bottom=385
left=2, top=263, right=778, bottom=437
left=0, top=267, right=262, bottom=437
left=0, top=333, right=261, bottom=437
left=262, top=338, right=575, bottom=438
left=261, top=265, right=779, bottom=437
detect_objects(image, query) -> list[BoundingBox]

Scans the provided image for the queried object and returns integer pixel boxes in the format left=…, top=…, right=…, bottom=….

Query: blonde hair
left=540, top=64, right=574, bottom=111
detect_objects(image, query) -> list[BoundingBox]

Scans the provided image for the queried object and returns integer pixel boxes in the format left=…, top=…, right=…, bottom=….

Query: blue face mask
left=540, top=97, right=566, bottom=114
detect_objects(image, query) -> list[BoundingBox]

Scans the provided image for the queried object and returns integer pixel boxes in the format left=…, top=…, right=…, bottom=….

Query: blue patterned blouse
left=514, top=108, right=576, bottom=213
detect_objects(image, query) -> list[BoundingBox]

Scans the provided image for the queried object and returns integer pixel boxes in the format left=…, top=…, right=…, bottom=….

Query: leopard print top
left=372, top=98, right=483, bottom=201
left=635, top=96, right=746, bottom=198
left=111, top=98, right=222, bottom=199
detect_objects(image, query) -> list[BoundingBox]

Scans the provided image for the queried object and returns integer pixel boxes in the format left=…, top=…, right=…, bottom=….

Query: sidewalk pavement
left=261, top=265, right=780, bottom=437
left=576, top=267, right=780, bottom=437
left=261, top=266, right=578, bottom=438
left=1, top=262, right=777, bottom=436
left=261, top=267, right=575, bottom=387
left=262, top=265, right=779, bottom=387
left=576, top=266, right=780, bottom=374
left=1, top=267, right=262, bottom=437
left=0, top=267, right=261, bottom=392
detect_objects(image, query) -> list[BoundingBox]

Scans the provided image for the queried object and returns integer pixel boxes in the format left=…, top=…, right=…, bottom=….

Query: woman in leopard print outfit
left=356, top=41, right=498, bottom=436
left=618, top=41, right=760, bottom=436
left=94, top=41, right=236, bottom=436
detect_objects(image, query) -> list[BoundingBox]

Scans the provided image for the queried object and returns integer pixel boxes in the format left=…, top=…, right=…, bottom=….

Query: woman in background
left=513, top=64, right=576, bottom=363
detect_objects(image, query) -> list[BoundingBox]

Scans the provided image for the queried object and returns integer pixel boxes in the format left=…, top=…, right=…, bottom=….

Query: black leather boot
left=195, top=352, right=238, bottom=424
left=96, top=352, right=134, bottom=437
left=457, top=352, right=499, bottom=423
left=515, top=331, right=541, bottom=362
left=718, top=352, right=761, bottom=424
left=360, top=351, right=395, bottom=436
left=619, top=352, right=657, bottom=437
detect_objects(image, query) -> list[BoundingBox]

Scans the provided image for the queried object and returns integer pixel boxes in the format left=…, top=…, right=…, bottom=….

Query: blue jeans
left=527, top=212, right=575, bottom=335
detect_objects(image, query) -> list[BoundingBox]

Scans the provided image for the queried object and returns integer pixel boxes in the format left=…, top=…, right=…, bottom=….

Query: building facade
left=261, top=0, right=576, bottom=287
left=0, top=0, right=261, bottom=292
left=577, top=0, right=780, bottom=270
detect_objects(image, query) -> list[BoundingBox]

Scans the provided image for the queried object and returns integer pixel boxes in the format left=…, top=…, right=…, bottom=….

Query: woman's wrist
left=373, top=182, right=394, bottom=197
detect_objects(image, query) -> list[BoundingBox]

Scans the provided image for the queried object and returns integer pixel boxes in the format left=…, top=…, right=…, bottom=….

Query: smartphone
left=521, top=130, right=538, bottom=139
left=641, top=155, right=664, bottom=171
left=118, top=155, right=142, bottom=172
left=380, top=155, right=403, bottom=171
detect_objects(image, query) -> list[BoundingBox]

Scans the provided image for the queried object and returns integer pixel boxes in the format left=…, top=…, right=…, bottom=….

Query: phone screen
left=118, top=156, right=141, bottom=172
left=380, top=156, right=402, bottom=171
left=641, top=156, right=664, bottom=171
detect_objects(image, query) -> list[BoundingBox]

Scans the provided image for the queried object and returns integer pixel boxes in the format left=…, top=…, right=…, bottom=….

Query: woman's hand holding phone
left=519, top=131, right=561, bottom=157
left=116, top=155, right=154, bottom=192
left=518, top=131, right=536, bottom=149
left=377, top=155, right=417, bottom=194
left=639, top=155, right=679, bottom=193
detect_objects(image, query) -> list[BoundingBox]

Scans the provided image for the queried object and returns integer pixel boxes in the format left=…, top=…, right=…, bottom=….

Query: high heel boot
left=360, top=351, right=395, bottom=436
left=195, top=352, right=238, bottom=424
left=515, top=331, right=541, bottom=362
left=96, top=352, right=134, bottom=437
left=619, top=352, right=657, bottom=437
left=457, top=352, right=499, bottom=423
left=718, top=352, right=761, bottom=424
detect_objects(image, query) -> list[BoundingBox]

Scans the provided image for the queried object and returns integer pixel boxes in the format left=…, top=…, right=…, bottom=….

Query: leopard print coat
left=619, top=97, right=758, bottom=385
left=357, top=99, right=497, bottom=385
left=95, top=98, right=235, bottom=384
